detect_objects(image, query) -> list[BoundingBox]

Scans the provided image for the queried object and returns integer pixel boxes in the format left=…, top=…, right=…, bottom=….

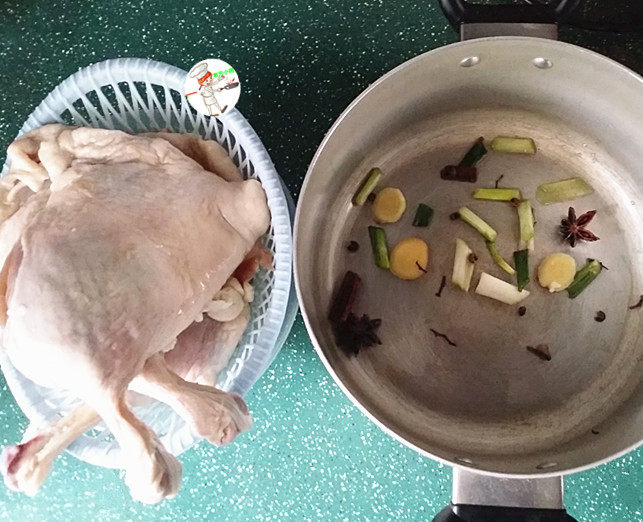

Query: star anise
left=334, top=313, right=382, bottom=355
left=560, top=207, right=599, bottom=247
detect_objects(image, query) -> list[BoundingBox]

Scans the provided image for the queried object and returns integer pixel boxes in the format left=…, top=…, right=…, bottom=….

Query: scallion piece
left=352, top=168, right=381, bottom=206
left=452, top=238, right=475, bottom=292
left=486, top=241, right=515, bottom=275
left=412, top=203, right=434, bottom=227
left=457, top=207, right=497, bottom=242
left=567, top=259, right=602, bottom=299
left=490, top=136, right=537, bottom=154
left=513, top=249, right=530, bottom=291
left=368, top=226, right=390, bottom=269
left=441, top=165, right=477, bottom=183
left=517, top=200, right=535, bottom=251
left=472, top=188, right=522, bottom=201
left=475, top=272, right=530, bottom=305
left=536, top=177, right=594, bottom=205
left=459, top=137, right=487, bottom=167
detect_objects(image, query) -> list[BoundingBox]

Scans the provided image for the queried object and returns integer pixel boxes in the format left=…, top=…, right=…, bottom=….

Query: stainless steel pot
left=294, top=2, right=642, bottom=520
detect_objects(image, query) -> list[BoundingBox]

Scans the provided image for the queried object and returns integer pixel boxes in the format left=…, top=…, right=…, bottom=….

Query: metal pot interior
left=295, top=37, right=643, bottom=476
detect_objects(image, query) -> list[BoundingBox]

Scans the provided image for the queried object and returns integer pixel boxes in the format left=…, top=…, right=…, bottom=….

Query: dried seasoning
left=329, top=271, right=382, bottom=356
left=430, top=328, right=457, bottom=347
left=435, top=276, right=447, bottom=297
left=560, top=207, right=599, bottom=247
left=335, top=313, right=382, bottom=355
left=527, top=344, right=551, bottom=361
left=329, top=271, right=362, bottom=324
left=628, top=295, right=643, bottom=310
left=347, top=240, right=359, bottom=252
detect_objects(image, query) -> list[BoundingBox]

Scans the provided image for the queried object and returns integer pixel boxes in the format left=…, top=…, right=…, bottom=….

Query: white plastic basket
left=0, top=58, right=298, bottom=468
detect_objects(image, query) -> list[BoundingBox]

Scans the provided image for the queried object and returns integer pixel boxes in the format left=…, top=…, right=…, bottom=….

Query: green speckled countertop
left=0, top=1, right=641, bottom=520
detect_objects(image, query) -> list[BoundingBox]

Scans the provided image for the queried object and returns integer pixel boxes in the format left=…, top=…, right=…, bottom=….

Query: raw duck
left=0, top=125, right=271, bottom=503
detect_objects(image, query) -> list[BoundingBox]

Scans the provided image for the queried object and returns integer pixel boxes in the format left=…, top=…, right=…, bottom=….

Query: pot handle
left=433, top=504, right=576, bottom=521
left=432, top=468, right=578, bottom=522
left=437, top=0, right=580, bottom=30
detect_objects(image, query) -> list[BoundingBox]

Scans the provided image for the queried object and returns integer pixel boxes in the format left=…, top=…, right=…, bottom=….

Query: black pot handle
left=433, top=503, right=578, bottom=522
left=438, top=0, right=580, bottom=31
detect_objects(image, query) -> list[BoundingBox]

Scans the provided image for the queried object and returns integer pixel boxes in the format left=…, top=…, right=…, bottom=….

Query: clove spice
left=415, top=261, right=428, bottom=273
left=629, top=295, right=643, bottom=310
left=527, top=344, right=551, bottom=361
left=435, top=276, right=447, bottom=297
left=494, top=174, right=504, bottom=188
left=430, top=328, right=457, bottom=347
left=347, top=240, right=359, bottom=252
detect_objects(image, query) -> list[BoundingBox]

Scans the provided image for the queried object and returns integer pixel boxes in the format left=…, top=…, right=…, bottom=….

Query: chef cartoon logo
left=184, top=59, right=241, bottom=117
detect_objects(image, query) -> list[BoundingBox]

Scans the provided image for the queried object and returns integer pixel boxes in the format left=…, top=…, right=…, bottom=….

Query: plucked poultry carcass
left=0, top=124, right=272, bottom=503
